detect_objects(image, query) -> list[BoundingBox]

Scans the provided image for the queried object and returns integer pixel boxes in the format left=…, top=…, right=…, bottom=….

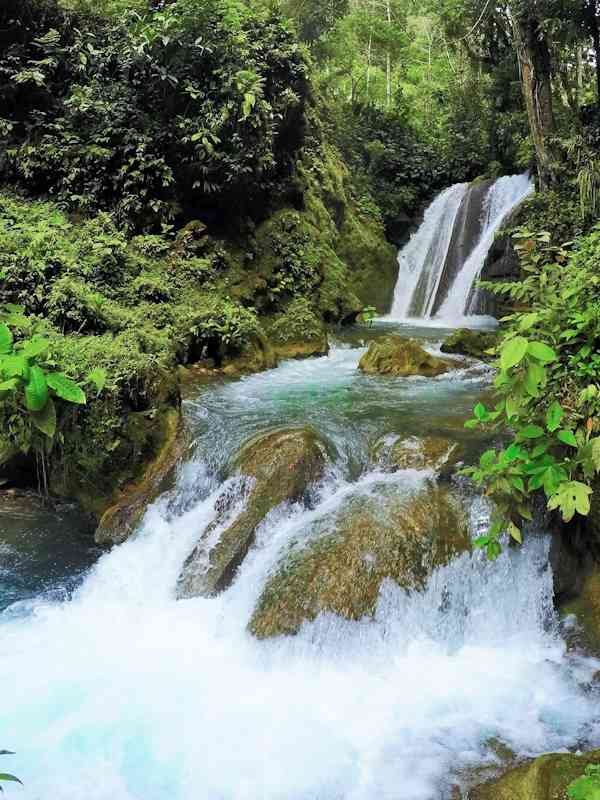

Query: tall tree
left=508, top=1, right=557, bottom=188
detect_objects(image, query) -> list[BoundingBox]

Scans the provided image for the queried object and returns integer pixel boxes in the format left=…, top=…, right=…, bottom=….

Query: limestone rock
left=177, top=427, right=328, bottom=599
left=372, top=434, right=461, bottom=472
left=440, top=328, right=498, bottom=360
left=358, top=336, right=453, bottom=378
left=469, top=749, right=600, bottom=800
left=249, top=485, right=470, bottom=638
left=95, top=409, right=187, bottom=546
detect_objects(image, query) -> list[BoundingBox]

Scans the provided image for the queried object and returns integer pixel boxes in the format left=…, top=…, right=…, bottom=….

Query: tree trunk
left=590, top=6, right=600, bottom=102
left=510, top=6, right=556, bottom=189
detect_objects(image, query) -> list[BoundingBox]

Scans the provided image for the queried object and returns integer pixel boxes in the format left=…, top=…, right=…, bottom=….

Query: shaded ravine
left=1, top=327, right=600, bottom=800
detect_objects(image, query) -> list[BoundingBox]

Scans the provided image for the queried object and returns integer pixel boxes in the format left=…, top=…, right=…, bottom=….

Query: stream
left=2, top=175, right=600, bottom=799
left=1, top=322, right=600, bottom=800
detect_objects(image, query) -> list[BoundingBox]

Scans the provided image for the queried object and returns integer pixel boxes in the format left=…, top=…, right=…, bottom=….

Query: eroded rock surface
left=177, top=427, right=327, bottom=599
left=249, top=485, right=470, bottom=638
left=358, top=336, right=453, bottom=378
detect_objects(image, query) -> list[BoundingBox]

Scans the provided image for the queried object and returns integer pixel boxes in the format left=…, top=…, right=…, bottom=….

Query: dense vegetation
left=3, top=0, right=600, bottom=557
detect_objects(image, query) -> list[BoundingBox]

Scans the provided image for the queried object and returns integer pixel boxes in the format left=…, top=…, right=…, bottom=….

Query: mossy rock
left=358, top=336, right=453, bottom=377
left=220, top=333, right=278, bottom=376
left=177, top=427, right=328, bottom=599
left=95, top=408, right=187, bottom=546
left=265, top=298, right=329, bottom=361
left=440, top=328, right=498, bottom=360
left=563, top=567, right=600, bottom=651
left=249, top=485, right=471, bottom=638
left=372, top=434, right=462, bottom=472
left=468, top=749, right=600, bottom=800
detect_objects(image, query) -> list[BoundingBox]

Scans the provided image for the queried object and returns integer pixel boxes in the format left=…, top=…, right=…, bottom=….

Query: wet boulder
left=372, top=434, right=461, bottom=472
left=249, top=485, right=471, bottom=638
left=563, top=567, right=600, bottom=650
left=440, top=328, right=498, bottom=361
left=96, top=409, right=187, bottom=546
left=468, top=749, right=600, bottom=800
left=358, top=336, right=453, bottom=378
left=177, top=427, right=328, bottom=599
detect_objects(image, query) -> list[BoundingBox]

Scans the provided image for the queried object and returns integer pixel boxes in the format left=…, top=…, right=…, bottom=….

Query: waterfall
left=388, top=173, right=534, bottom=325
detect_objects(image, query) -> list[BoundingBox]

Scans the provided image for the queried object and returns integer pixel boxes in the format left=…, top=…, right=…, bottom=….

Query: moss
left=249, top=486, right=471, bottom=638
left=563, top=568, right=600, bottom=651
left=177, top=427, right=328, bottom=598
left=359, top=336, right=453, bottom=377
left=469, top=750, right=600, bottom=800
left=441, top=329, right=499, bottom=360
left=96, top=408, right=187, bottom=545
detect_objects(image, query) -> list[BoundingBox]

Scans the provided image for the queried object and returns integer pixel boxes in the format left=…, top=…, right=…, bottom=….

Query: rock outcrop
left=95, top=408, right=188, bottom=546
left=440, top=328, right=498, bottom=361
left=358, top=336, right=453, bottom=378
left=249, top=485, right=470, bottom=638
left=177, top=427, right=328, bottom=599
left=371, top=434, right=461, bottom=472
left=468, top=749, right=600, bottom=800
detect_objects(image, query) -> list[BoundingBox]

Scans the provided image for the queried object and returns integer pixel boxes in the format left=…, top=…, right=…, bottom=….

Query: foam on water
left=2, top=342, right=599, bottom=800
left=2, top=462, right=600, bottom=800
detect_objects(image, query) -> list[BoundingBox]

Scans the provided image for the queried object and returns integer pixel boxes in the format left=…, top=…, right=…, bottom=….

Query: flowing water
left=1, top=324, right=600, bottom=800
left=387, top=174, right=534, bottom=327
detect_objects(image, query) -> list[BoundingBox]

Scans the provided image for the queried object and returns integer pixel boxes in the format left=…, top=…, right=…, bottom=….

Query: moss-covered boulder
left=95, top=408, right=187, bottom=546
left=372, top=434, right=461, bottom=472
left=177, top=427, right=328, bottom=599
left=358, top=336, right=453, bottom=377
left=441, top=328, right=498, bottom=360
left=220, top=332, right=278, bottom=376
left=563, top=567, right=600, bottom=650
left=468, top=749, right=600, bottom=800
left=265, top=298, right=329, bottom=361
left=249, top=485, right=470, bottom=638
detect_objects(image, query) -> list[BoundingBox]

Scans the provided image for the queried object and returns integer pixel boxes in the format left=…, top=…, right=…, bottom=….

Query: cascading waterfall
left=388, top=173, right=534, bottom=326
left=1, top=347, right=600, bottom=800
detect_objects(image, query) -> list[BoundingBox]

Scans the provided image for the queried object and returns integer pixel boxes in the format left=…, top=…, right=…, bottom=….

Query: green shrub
left=268, top=298, right=324, bottom=343
left=464, top=225, right=600, bottom=557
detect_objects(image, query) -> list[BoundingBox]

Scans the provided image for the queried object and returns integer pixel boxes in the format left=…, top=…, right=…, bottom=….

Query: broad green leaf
left=21, top=336, right=50, bottom=359
left=31, top=397, right=57, bottom=438
left=507, top=522, right=522, bottom=544
left=527, top=341, right=557, bottom=363
left=0, top=378, right=19, bottom=392
left=479, top=449, right=496, bottom=469
left=518, top=313, right=539, bottom=331
left=47, top=372, right=86, bottom=405
left=548, top=481, right=592, bottom=522
left=474, top=402, right=488, bottom=421
left=0, top=354, right=28, bottom=379
left=519, top=425, right=545, bottom=439
left=0, top=324, right=12, bottom=355
left=557, top=429, right=578, bottom=447
left=87, top=367, right=107, bottom=393
left=531, top=442, right=549, bottom=458
left=500, top=336, right=529, bottom=371
left=546, top=401, right=564, bottom=432
left=0, top=773, right=22, bottom=785
left=487, top=541, right=502, bottom=560
left=25, top=365, right=48, bottom=412
left=505, top=394, right=521, bottom=420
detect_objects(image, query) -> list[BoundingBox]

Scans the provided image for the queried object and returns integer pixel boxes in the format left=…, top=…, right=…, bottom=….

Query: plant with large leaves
left=0, top=305, right=105, bottom=452
left=463, top=225, right=600, bottom=558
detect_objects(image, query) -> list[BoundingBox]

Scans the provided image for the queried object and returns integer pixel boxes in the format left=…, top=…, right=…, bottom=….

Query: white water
left=1, top=343, right=600, bottom=800
left=388, top=174, right=534, bottom=328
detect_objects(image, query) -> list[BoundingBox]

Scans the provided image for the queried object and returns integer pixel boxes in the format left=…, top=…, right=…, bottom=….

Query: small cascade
left=388, top=173, right=534, bottom=325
